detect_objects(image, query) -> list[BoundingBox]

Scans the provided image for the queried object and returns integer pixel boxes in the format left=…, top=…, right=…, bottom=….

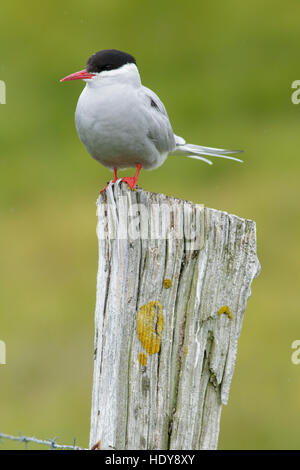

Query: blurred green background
left=1, top=0, right=300, bottom=450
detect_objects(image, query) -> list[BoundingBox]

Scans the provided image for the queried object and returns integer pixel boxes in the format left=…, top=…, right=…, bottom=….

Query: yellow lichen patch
left=138, top=352, right=147, bottom=367
left=163, top=279, right=172, bottom=289
left=137, top=301, right=164, bottom=355
left=184, top=346, right=189, bottom=357
left=218, top=305, right=233, bottom=320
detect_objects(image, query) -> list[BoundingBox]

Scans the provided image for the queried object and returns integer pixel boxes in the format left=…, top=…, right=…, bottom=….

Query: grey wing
left=141, top=86, right=176, bottom=154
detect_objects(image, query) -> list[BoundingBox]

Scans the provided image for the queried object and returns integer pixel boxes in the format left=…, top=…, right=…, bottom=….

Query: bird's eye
left=102, top=64, right=113, bottom=71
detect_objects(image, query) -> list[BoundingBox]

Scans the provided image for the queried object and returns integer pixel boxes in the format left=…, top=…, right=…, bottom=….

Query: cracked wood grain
left=89, top=181, right=260, bottom=450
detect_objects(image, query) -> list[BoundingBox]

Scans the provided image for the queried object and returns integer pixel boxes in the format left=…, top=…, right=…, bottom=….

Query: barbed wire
left=0, top=432, right=88, bottom=450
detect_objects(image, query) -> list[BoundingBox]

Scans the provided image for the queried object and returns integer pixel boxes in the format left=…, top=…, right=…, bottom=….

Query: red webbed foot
left=121, top=176, right=138, bottom=189
left=121, top=163, right=142, bottom=190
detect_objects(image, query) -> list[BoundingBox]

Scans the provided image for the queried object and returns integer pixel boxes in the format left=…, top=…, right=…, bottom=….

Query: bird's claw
left=100, top=178, right=118, bottom=193
left=100, top=182, right=109, bottom=192
left=121, top=176, right=137, bottom=190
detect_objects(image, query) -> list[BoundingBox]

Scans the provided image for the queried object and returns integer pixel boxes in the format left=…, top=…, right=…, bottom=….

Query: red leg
left=113, top=167, right=118, bottom=182
left=121, top=163, right=142, bottom=190
left=101, top=167, right=118, bottom=192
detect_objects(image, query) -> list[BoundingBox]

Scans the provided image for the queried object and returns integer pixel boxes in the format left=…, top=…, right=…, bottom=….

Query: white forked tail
left=171, top=135, right=243, bottom=165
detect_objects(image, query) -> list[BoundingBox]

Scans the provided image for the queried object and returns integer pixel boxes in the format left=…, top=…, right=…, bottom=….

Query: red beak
left=60, top=69, right=95, bottom=82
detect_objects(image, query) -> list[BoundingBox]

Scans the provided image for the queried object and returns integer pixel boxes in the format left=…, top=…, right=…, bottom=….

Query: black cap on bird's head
left=60, top=49, right=136, bottom=82
left=86, top=49, right=136, bottom=73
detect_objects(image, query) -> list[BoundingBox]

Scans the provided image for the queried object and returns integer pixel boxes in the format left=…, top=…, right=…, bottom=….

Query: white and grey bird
left=61, top=49, right=242, bottom=191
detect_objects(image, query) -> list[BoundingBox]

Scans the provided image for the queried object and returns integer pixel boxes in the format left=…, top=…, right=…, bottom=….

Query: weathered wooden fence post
left=89, top=181, right=260, bottom=450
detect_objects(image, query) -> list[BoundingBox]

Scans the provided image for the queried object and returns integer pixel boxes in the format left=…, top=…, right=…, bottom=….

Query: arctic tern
left=61, top=49, right=242, bottom=191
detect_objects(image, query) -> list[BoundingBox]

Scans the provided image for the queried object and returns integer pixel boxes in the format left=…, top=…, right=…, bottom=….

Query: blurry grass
left=1, top=0, right=300, bottom=450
